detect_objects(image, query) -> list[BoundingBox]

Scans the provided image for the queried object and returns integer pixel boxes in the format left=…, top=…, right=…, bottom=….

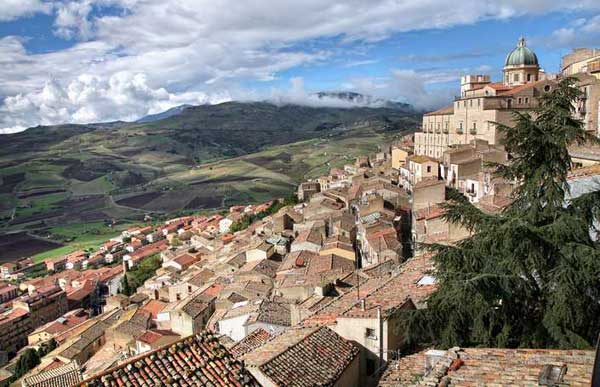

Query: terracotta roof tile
left=22, top=361, right=82, bottom=387
left=379, top=347, right=594, bottom=386
left=229, top=329, right=272, bottom=357
left=80, top=332, right=257, bottom=386
left=241, top=326, right=359, bottom=387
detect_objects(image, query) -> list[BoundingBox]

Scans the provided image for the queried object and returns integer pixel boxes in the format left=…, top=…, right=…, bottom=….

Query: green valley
left=0, top=101, right=420, bottom=260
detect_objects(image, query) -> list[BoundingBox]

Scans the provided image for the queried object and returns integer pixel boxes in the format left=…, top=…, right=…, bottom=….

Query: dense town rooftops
left=342, top=254, right=435, bottom=319
left=301, top=274, right=391, bottom=326
left=378, top=347, right=594, bottom=386
left=79, top=332, right=258, bottom=386
left=240, top=326, right=359, bottom=387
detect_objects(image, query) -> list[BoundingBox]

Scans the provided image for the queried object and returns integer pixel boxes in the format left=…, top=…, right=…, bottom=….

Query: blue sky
left=0, top=1, right=599, bottom=133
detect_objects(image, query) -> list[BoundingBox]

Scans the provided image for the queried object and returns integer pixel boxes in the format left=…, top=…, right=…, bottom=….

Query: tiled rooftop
left=22, top=361, right=82, bottom=387
left=378, top=347, right=594, bottom=386
left=229, top=328, right=272, bottom=357
left=140, top=299, right=167, bottom=319
left=342, top=255, right=435, bottom=319
left=241, top=326, right=359, bottom=387
left=80, top=332, right=258, bottom=386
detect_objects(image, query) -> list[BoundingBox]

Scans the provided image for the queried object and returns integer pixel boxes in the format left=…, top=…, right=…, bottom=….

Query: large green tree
left=400, top=78, right=600, bottom=349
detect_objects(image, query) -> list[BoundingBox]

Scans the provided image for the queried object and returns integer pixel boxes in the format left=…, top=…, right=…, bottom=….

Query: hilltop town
left=0, top=40, right=599, bottom=387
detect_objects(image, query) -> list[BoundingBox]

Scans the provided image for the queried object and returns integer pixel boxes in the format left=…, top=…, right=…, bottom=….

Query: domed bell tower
left=503, top=37, right=540, bottom=87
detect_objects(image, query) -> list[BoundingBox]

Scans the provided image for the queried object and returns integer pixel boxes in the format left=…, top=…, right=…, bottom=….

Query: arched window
left=527, top=74, right=531, bottom=82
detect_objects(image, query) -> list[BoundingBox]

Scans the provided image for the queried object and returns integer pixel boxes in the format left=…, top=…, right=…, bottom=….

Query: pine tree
left=399, top=78, right=600, bottom=350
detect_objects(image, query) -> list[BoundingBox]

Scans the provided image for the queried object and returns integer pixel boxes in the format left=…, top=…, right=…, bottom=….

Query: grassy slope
left=0, top=102, right=420, bottom=260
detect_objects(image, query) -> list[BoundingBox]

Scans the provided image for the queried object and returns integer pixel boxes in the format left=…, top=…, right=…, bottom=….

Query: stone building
left=415, top=37, right=557, bottom=159
left=561, top=47, right=600, bottom=138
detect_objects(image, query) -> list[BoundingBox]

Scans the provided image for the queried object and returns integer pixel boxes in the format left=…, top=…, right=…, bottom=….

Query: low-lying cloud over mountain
left=1, top=0, right=600, bottom=133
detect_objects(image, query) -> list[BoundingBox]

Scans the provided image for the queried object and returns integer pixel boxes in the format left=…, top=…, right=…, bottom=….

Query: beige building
left=399, top=155, right=439, bottom=191
left=391, top=146, right=409, bottom=170
left=415, top=37, right=557, bottom=159
left=561, top=48, right=600, bottom=138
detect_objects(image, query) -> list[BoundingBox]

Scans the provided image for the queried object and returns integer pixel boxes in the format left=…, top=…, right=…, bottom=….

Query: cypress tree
left=399, top=78, right=600, bottom=349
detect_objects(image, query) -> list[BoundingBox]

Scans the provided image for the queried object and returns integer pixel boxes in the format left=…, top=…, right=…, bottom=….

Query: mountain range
left=0, top=96, right=421, bottom=260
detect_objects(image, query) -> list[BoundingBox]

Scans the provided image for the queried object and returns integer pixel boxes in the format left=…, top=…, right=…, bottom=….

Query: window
left=469, top=99, right=472, bottom=107
left=365, top=328, right=377, bottom=339
left=505, top=74, right=509, bottom=83
left=188, top=285, right=192, bottom=293
left=477, top=98, right=481, bottom=107
left=527, top=74, right=531, bottom=82
left=176, top=293, right=181, bottom=301
left=514, top=73, right=519, bottom=82
left=427, top=165, right=431, bottom=173
left=518, top=97, right=522, bottom=104
left=507, top=99, right=512, bottom=109
left=525, top=97, right=529, bottom=103
left=544, top=85, right=551, bottom=92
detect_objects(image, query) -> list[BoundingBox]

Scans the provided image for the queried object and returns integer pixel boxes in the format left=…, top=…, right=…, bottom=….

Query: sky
left=1, top=1, right=600, bottom=134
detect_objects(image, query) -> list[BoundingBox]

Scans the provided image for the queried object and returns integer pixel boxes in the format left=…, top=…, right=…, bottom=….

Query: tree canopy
left=399, top=78, right=600, bottom=350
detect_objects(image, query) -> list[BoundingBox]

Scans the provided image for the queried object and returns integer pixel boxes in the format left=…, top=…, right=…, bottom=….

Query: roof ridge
left=258, top=326, right=324, bottom=368
left=78, top=331, right=227, bottom=384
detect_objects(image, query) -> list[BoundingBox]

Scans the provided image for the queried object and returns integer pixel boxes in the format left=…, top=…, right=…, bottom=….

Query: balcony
left=442, top=128, right=449, bottom=134
left=470, top=129, right=477, bottom=135
left=456, top=128, right=464, bottom=134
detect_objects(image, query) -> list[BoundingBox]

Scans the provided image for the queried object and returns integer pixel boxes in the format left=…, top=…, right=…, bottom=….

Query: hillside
left=0, top=101, right=421, bottom=260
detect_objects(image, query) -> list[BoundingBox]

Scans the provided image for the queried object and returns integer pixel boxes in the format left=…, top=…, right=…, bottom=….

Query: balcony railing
left=456, top=128, right=464, bottom=134
left=470, top=129, right=477, bottom=135
left=442, top=128, right=448, bottom=134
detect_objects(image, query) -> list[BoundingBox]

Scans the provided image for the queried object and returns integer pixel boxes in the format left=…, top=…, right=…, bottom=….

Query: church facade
left=414, top=38, right=557, bottom=159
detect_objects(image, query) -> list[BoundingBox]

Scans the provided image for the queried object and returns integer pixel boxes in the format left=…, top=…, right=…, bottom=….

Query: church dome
left=505, top=37, right=539, bottom=67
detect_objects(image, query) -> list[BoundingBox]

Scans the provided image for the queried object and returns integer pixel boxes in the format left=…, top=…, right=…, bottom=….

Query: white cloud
left=2, top=0, right=600, bottom=132
left=0, top=72, right=231, bottom=133
left=550, top=14, right=600, bottom=46
left=0, top=0, right=51, bottom=22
